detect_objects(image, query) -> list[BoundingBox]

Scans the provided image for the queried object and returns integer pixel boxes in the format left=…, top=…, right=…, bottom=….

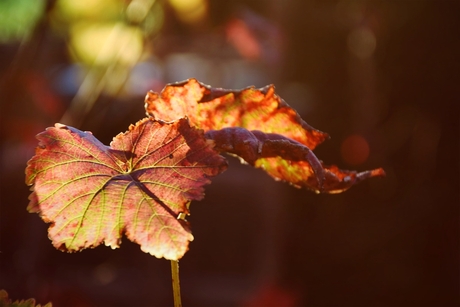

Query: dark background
left=0, top=0, right=458, bottom=306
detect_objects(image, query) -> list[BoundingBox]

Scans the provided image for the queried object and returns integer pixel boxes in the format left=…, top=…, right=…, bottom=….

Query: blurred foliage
left=68, top=22, right=143, bottom=66
left=53, top=0, right=123, bottom=22
left=0, top=0, right=45, bottom=43
left=50, top=0, right=163, bottom=67
left=0, top=290, right=52, bottom=307
left=44, top=0, right=166, bottom=125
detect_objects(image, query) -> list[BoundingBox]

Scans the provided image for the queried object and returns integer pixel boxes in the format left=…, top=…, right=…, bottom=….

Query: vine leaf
left=145, top=79, right=384, bottom=193
left=25, top=117, right=227, bottom=260
left=145, top=78, right=329, bottom=150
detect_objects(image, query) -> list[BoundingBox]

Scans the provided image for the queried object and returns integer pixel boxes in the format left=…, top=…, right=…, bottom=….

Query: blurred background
left=0, top=0, right=458, bottom=306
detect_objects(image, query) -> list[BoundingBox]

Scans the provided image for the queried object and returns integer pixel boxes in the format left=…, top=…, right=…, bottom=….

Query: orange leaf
left=145, top=78, right=329, bottom=150
left=145, top=79, right=384, bottom=193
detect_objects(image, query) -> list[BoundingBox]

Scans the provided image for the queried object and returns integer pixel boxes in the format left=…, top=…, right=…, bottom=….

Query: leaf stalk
left=171, top=260, right=182, bottom=307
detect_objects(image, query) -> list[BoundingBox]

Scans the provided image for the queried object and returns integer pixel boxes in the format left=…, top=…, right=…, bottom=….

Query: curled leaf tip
left=357, top=168, right=386, bottom=181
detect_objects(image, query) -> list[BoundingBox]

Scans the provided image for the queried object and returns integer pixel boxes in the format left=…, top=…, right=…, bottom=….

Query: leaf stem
left=170, top=260, right=182, bottom=307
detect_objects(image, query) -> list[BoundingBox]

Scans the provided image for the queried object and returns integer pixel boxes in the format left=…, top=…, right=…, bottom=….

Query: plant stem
left=170, top=260, right=182, bottom=307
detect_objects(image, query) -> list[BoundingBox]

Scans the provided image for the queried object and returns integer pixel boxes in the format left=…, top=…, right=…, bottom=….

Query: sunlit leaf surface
left=146, top=79, right=384, bottom=193
left=145, top=78, right=329, bottom=149
left=25, top=118, right=227, bottom=260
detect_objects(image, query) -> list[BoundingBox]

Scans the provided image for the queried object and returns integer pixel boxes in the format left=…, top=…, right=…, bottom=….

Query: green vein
left=43, top=132, right=123, bottom=172
left=140, top=180, right=188, bottom=193
left=132, top=127, right=182, bottom=169
left=36, top=174, right=111, bottom=207
left=68, top=185, right=105, bottom=248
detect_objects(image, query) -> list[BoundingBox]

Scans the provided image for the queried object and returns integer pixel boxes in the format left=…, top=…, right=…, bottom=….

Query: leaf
left=205, top=127, right=385, bottom=193
left=0, top=290, right=52, bottom=307
left=145, top=79, right=384, bottom=193
left=25, top=118, right=227, bottom=260
left=145, top=78, right=329, bottom=150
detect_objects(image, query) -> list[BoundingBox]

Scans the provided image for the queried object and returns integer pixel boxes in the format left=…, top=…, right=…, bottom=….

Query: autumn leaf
left=145, top=79, right=384, bottom=193
left=145, top=78, right=329, bottom=150
left=25, top=118, right=227, bottom=260
left=0, top=290, right=52, bottom=307
left=205, top=127, right=384, bottom=193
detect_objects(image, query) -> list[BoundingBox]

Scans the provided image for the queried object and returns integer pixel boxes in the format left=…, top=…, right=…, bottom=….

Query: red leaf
left=25, top=118, right=227, bottom=260
left=145, top=79, right=384, bottom=193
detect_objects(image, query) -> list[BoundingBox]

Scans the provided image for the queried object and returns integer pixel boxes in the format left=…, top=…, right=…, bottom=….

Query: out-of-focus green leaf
left=0, top=0, right=45, bottom=43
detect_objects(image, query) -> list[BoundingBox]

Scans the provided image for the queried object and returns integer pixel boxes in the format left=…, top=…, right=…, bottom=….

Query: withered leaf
left=145, top=79, right=384, bottom=193
left=145, top=78, right=329, bottom=149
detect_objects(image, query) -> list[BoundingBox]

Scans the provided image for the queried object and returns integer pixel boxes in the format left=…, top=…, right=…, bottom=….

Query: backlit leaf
left=145, top=79, right=384, bottom=193
left=145, top=78, right=329, bottom=149
left=25, top=118, right=227, bottom=260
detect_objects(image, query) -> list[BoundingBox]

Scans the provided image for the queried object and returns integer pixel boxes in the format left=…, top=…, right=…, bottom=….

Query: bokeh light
left=167, top=0, right=207, bottom=24
left=69, top=22, right=143, bottom=66
left=341, top=134, right=370, bottom=165
left=347, top=26, right=377, bottom=59
left=226, top=19, right=261, bottom=60
left=126, top=0, right=156, bottom=23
